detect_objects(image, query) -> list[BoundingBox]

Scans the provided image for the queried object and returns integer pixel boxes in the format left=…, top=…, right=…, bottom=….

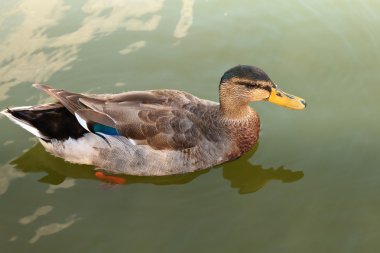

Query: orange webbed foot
left=95, top=171, right=126, bottom=185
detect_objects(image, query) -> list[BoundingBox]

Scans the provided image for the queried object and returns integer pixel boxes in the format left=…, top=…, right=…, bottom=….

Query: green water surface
left=1, top=0, right=380, bottom=252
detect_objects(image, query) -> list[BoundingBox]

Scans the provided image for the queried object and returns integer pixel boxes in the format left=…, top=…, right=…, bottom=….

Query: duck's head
left=219, top=65, right=306, bottom=116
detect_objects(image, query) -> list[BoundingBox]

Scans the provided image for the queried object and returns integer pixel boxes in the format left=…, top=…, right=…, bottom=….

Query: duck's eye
left=236, top=81, right=256, bottom=89
left=244, top=84, right=254, bottom=89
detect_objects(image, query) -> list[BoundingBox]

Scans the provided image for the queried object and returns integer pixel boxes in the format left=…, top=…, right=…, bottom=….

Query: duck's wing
left=34, top=84, right=218, bottom=150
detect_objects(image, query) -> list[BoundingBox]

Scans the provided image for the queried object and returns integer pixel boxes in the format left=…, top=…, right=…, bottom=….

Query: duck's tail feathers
left=1, top=106, right=49, bottom=140
left=1, top=103, right=87, bottom=141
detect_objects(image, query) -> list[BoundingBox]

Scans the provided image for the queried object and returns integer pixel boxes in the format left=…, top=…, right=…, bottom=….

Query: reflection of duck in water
left=2, top=65, right=305, bottom=176
left=222, top=146, right=304, bottom=194
left=11, top=143, right=303, bottom=194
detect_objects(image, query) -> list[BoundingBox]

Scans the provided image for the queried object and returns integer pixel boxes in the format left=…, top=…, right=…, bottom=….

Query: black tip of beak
left=301, top=99, right=307, bottom=107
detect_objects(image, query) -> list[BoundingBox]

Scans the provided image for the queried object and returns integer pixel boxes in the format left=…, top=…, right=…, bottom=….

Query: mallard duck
left=2, top=65, right=306, bottom=176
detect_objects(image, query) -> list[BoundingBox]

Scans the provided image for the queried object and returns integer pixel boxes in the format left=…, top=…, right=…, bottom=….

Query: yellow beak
left=268, top=87, right=306, bottom=110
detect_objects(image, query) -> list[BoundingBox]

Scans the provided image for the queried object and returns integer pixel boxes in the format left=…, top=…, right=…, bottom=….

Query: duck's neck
left=219, top=96, right=260, bottom=159
left=219, top=88, right=254, bottom=120
left=220, top=103, right=253, bottom=120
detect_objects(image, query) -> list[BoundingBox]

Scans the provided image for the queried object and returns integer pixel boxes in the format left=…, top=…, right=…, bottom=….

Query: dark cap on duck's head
left=220, top=65, right=272, bottom=84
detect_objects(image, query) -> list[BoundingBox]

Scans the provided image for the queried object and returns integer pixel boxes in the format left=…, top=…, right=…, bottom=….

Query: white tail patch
left=1, top=108, right=47, bottom=139
left=40, top=133, right=102, bottom=165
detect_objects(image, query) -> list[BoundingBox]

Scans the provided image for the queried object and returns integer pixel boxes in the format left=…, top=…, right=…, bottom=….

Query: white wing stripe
left=74, top=112, right=90, bottom=132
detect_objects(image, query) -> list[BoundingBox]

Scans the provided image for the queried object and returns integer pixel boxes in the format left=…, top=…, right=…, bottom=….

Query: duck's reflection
left=11, top=144, right=303, bottom=194
left=222, top=146, right=304, bottom=194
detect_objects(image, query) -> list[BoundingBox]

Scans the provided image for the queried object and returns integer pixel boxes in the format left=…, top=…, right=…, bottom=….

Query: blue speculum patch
left=93, top=124, right=119, bottom=136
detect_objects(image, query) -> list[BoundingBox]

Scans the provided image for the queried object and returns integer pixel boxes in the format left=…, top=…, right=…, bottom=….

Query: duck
left=1, top=65, right=306, bottom=176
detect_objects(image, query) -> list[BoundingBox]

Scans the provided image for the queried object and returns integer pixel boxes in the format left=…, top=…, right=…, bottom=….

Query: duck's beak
left=267, top=86, right=306, bottom=110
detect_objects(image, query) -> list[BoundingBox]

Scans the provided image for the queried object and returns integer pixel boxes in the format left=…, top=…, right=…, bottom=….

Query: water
left=1, top=0, right=380, bottom=252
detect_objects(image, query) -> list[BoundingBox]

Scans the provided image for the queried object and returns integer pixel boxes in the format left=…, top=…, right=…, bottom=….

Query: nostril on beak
left=301, top=99, right=307, bottom=107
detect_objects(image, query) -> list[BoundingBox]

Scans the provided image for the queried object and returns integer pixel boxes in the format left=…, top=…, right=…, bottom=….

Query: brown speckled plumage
left=1, top=65, right=306, bottom=176
left=224, top=115, right=260, bottom=160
